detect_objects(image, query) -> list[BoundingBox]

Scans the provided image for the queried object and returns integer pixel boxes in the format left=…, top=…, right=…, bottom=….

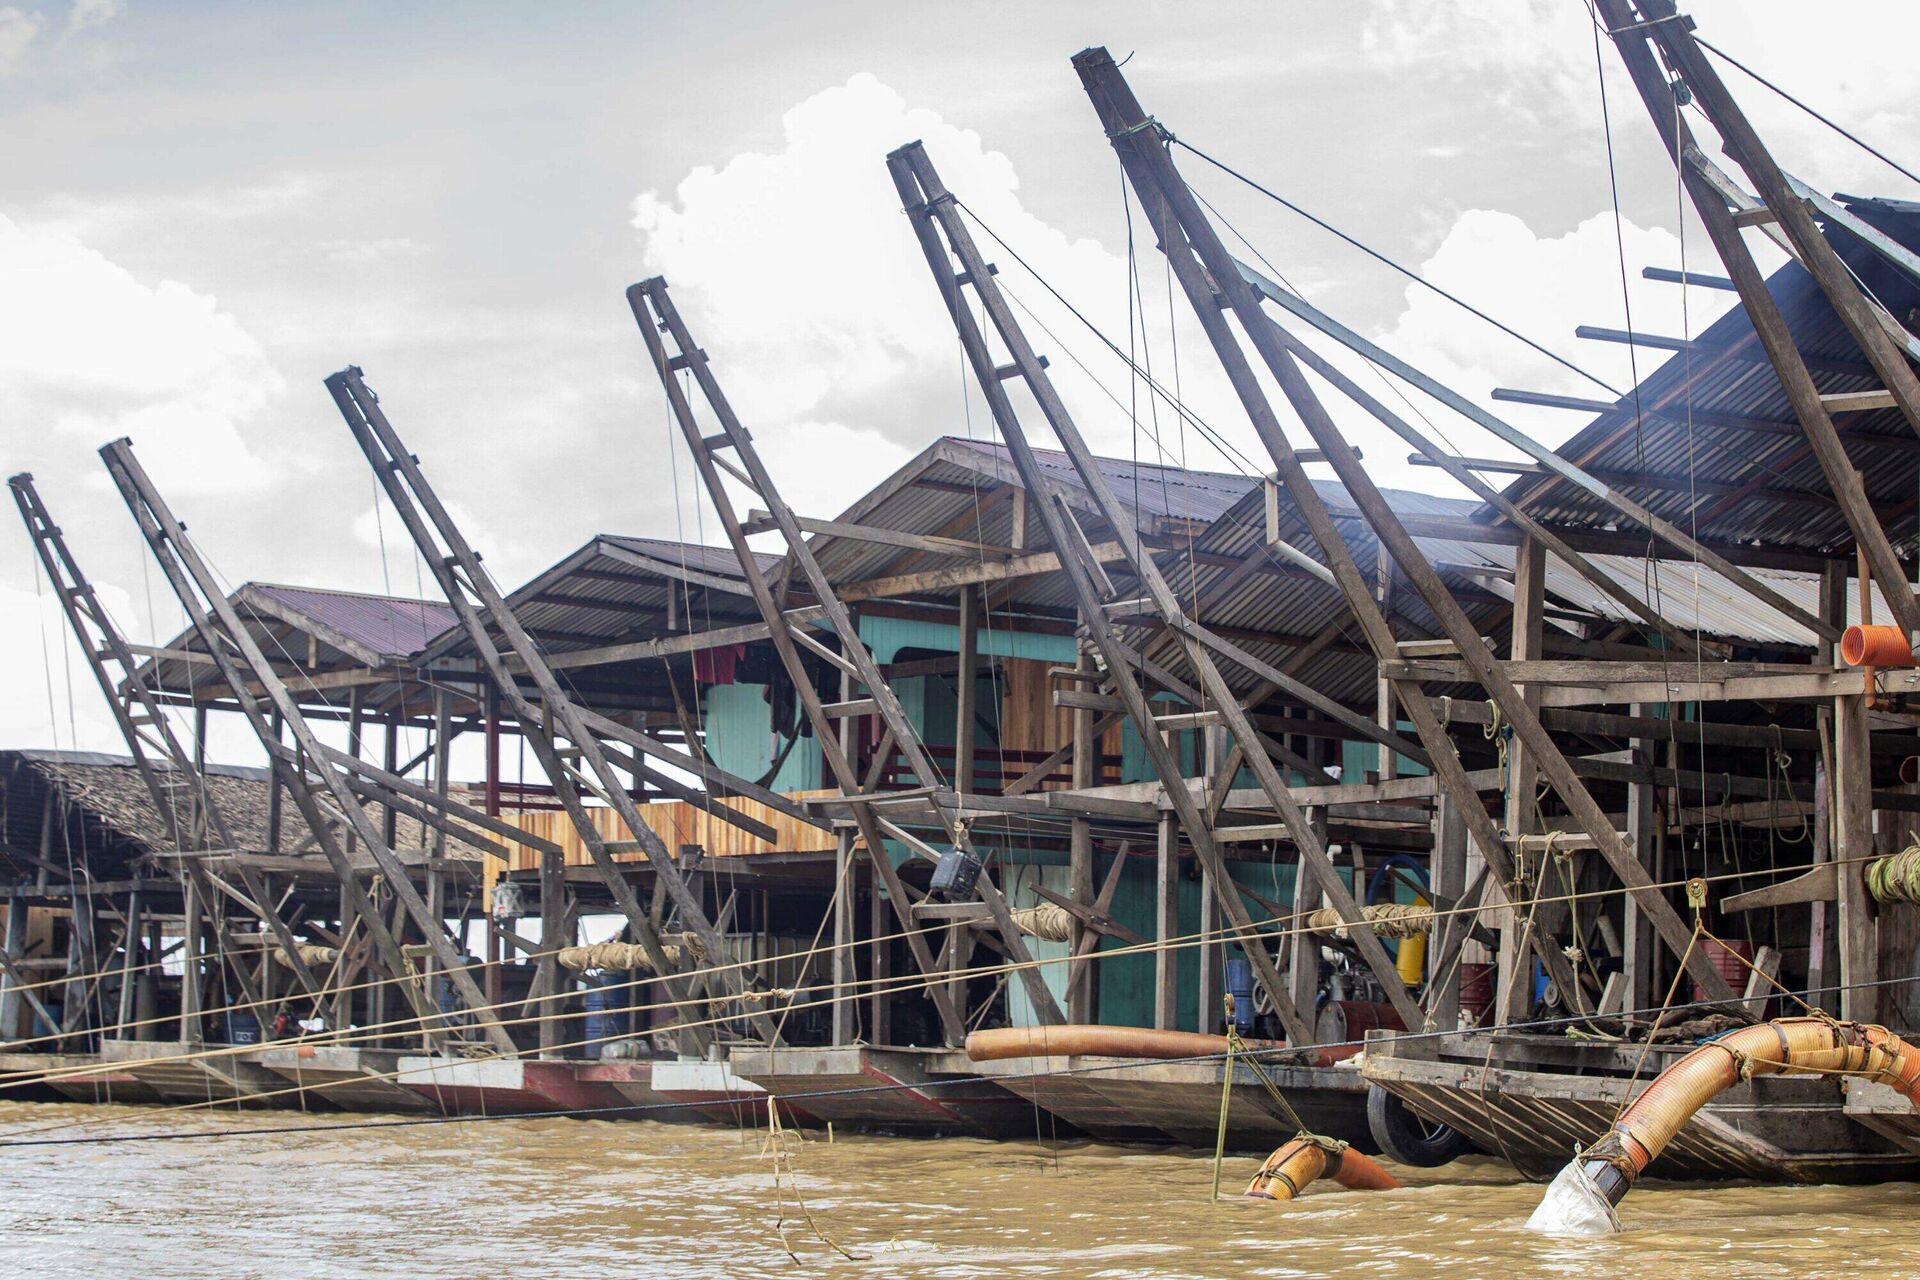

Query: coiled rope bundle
left=271, top=943, right=339, bottom=969
left=1306, top=903, right=1432, bottom=940
left=555, top=941, right=686, bottom=973
left=1867, top=843, right=1920, bottom=904
left=1010, top=903, right=1074, bottom=943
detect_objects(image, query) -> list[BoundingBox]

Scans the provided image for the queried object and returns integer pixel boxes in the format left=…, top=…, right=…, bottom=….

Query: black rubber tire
left=1367, top=1083, right=1472, bottom=1167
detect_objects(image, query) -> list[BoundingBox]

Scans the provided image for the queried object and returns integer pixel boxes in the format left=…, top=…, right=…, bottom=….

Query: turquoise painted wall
left=857, top=614, right=1076, bottom=666
left=702, top=682, right=822, bottom=792
left=987, top=838, right=1355, bottom=1034
left=1343, top=719, right=1429, bottom=780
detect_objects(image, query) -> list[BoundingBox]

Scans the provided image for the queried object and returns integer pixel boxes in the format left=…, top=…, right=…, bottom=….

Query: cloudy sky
left=3, top=0, right=1917, bottom=761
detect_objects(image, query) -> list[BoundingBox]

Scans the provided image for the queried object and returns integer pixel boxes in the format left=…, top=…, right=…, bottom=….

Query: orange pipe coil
left=1243, top=1134, right=1400, bottom=1201
left=1577, top=1019, right=1920, bottom=1209
left=964, top=1024, right=1282, bottom=1063
left=1841, top=623, right=1916, bottom=668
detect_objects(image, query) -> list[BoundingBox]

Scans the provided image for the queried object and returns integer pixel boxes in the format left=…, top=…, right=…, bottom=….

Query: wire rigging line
left=1694, top=35, right=1920, bottom=190
left=951, top=197, right=1265, bottom=478
left=1167, top=135, right=1625, bottom=398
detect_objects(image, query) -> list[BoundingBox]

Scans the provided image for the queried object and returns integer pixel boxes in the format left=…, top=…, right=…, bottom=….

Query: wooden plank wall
left=998, top=657, right=1120, bottom=789
left=504, top=790, right=838, bottom=872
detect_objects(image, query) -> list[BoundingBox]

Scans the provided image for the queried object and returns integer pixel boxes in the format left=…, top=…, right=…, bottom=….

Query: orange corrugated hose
left=1243, top=1134, right=1400, bottom=1201
left=964, top=1025, right=1282, bottom=1062
left=1577, top=1018, right=1920, bottom=1206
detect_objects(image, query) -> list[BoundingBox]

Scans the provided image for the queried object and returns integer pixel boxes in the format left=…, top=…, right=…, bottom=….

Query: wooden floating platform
left=1365, top=1031, right=1920, bottom=1183
left=392, top=1055, right=627, bottom=1116
left=253, top=1045, right=440, bottom=1114
left=728, top=1045, right=1038, bottom=1138
left=97, top=1038, right=297, bottom=1108
left=973, top=1053, right=1374, bottom=1151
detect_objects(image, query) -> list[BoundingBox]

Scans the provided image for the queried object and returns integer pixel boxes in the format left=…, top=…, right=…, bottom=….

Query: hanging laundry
left=692, top=641, right=747, bottom=685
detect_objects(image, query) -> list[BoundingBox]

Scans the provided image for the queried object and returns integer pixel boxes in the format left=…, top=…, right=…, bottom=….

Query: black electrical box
left=929, top=846, right=983, bottom=901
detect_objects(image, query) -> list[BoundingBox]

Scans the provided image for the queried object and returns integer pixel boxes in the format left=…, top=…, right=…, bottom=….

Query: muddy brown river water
left=1, top=1100, right=1916, bottom=1278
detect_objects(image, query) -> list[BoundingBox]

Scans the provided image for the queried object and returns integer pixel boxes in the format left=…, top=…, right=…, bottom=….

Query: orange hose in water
left=1582, top=1018, right=1920, bottom=1201
left=1243, top=1135, right=1400, bottom=1200
left=964, top=1024, right=1282, bottom=1063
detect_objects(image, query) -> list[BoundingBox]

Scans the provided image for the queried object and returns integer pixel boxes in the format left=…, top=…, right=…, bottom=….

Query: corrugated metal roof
left=1486, top=195, right=1920, bottom=556
left=947, top=436, right=1259, bottom=523
left=600, top=535, right=780, bottom=581
left=248, top=583, right=455, bottom=661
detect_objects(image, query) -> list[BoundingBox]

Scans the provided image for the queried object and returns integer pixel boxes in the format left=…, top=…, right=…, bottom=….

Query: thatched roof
left=0, top=749, right=489, bottom=884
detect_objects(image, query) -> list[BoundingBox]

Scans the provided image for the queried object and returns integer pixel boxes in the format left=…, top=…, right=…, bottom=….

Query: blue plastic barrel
left=583, top=975, right=632, bottom=1050
left=435, top=972, right=473, bottom=1027
left=224, top=1008, right=261, bottom=1045
left=1224, top=957, right=1255, bottom=1033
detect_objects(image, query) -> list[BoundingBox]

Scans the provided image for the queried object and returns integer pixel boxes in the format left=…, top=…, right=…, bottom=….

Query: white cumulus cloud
left=629, top=73, right=1267, bottom=522
left=0, top=212, right=282, bottom=494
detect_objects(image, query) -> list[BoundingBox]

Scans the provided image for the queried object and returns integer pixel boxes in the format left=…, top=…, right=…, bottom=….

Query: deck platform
left=1365, top=1030, right=1920, bottom=1182
left=729, top=1045, right=1037, bottom=1138
left=254, top=1045, right=438, bottom=1113
left=97, top=1038, right=296, bottom=1108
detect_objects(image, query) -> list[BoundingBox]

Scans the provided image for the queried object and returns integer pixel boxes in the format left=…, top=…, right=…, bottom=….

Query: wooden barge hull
left=972, top=1052, right=1374, bottom=1151
left=253, top=1046, right=438, bottom=1113
left=728, top=1045, right=1038, bottom=1138
left=1364, top=1031, right=1920, bottom=1183
left=392, top=1056, right=628, bottom=1116
left=0, top=1049, right=163, bottom=1106
left=97, top=1038, right=298, bottom=1108
left=649, top=1057, right=815, bottom=1126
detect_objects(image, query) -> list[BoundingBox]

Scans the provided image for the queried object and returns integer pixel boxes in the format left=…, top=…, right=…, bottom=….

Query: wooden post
left=345, top=687, right=365, bottom=855
left=1496, top=536, right=1547, bottom=1022
left=265, top=710, right=285, bottom=853
left=1809, top=561, right=1847, bottom=1009
left=1835, top=692, right=1878, bottom=1022
left=1375, top=542, right=1397, bottom=783
left=1428, top=795, right=1465, bottom=1029
left=427, top=688, right=451, bottom=1022
left=539, top=836, right=566, bottom=1058
left=180, top=879, right=202, bottom=1045
left=1069, top=637, right=1096, bottom=1023
left=1154, top=812, right=1179, bottom=1030
left=869, top=879, right=890, bottom=1046
left=955, top=585, right=979, bottom=797
left=1198, top=864, right=1222, bottom=1034
left=339, top=885, right=359, bottom=1036
left=115, top=888, right=143, bottom=1039
left=833, top=663, right=858, bottom=1043
left=1289, top=807, right=1328, bottom=1026
left=1623, top=702, right=1660, bottom=1013
left=483, top=686, right=502, bottom=1009
left=0, top=899, right=25, bottom=1042
left=832, top=830, right=856, bottom=1044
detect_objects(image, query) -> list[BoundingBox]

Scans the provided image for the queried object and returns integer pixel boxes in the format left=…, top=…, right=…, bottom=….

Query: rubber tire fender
left=1366, top=1083, right=1472, bottom=1167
